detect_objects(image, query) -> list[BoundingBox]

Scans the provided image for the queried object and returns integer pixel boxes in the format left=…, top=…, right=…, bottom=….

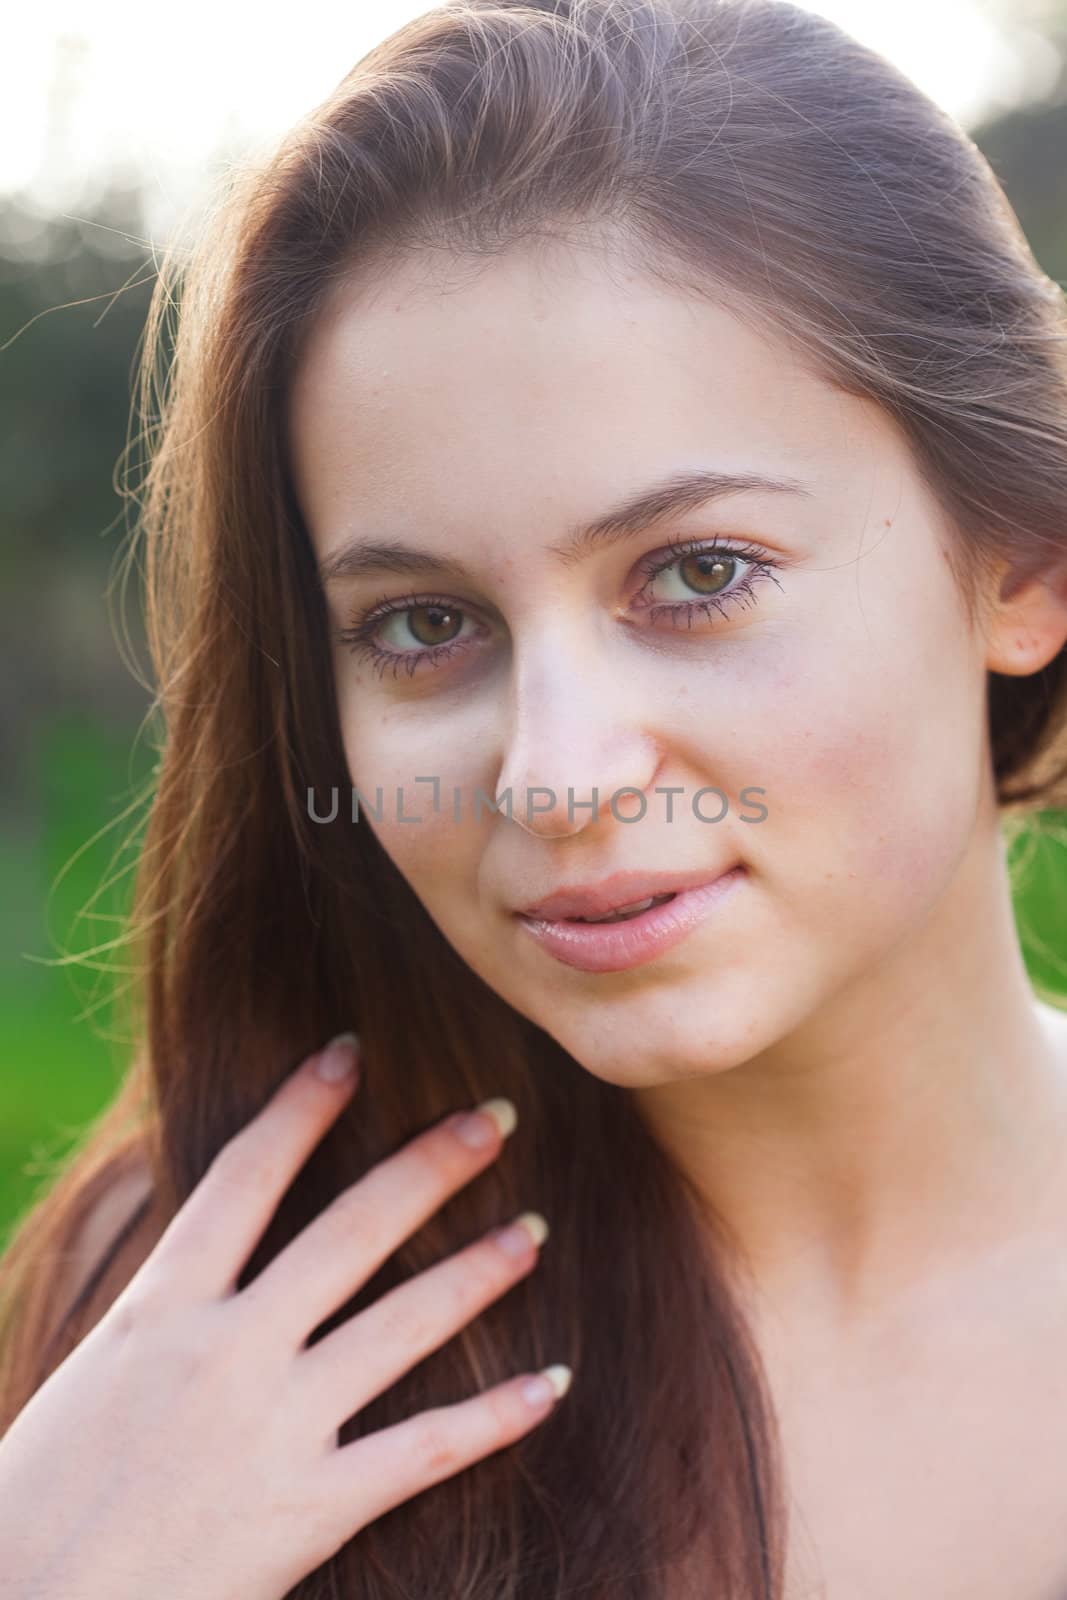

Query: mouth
left=513, top=865, right=747, bottom=974
left=516, top=864, right=737, bottom=922
left=565, top=891, right=679, bottom=925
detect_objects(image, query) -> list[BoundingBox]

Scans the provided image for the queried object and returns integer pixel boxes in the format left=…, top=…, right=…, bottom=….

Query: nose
left=493, top=628, right=662, bottom=839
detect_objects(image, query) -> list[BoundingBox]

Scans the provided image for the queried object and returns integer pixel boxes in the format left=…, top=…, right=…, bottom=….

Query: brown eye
left=404, top=604, right=465, bottom=646
left=678, top=552, right=735, bottom=595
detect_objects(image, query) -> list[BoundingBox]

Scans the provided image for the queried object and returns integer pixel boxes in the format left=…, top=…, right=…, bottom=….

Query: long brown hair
left=4, top=1, right=1067, bottom=1593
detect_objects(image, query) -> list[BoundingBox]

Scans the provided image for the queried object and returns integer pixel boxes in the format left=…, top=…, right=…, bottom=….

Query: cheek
left=743, top=599, right=985, bottom=885
left=337, top=706, right=486, bottom=894
left=337, top=665, right=495, bottom=788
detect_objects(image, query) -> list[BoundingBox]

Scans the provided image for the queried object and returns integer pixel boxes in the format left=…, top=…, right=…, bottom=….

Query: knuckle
left=104, top=1290, right=211, bottom=1383
left=373, top=1241, right=514, bottom=1354
left=109, top=1274, right=169, bottom=1334
left=205, top=1138, right=247, bottom=1190
left=485, top=1382, right=522, bottom=1437
left=374, top=1288, right=435, bottom=1354
left=460, top=1241, right=513, bottom=1303
left=328, top=1187, right=385, bottom=1255
left=105, top=1291, right=150, bottom=1343
left=152, top=1305, right=235, bottom=1389
left=431, top=1270, right=479, bottom=1334
left=417, top=1127, right=470, bottom=1188
left=159, top=1316, right=215, bottom=1377
left=209, top=1137, right=285, bottom=1201
left=415, top=1414, right=461, bottom=1478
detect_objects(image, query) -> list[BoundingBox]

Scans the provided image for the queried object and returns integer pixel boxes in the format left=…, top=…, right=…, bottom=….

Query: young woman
left=3, top=0, right=1067, bottom=1594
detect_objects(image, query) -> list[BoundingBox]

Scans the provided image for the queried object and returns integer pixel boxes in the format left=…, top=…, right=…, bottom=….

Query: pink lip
left=518, top=865, right=736, bottom=921
left=514, top=865, right=747, bottom=973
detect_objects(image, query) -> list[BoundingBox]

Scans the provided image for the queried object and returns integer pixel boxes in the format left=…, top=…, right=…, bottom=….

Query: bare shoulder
left=60, top=1156, right=158, bottom=1314
left=1035, top=996, right=1067, bottom=1069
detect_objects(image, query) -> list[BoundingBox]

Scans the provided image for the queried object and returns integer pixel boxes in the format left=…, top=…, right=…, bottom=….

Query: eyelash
left=335, top=535, right=784, bottom=681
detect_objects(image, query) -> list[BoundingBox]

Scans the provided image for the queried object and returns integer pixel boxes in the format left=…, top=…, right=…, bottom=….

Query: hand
left=0, top=1034, right=569, bottom=1600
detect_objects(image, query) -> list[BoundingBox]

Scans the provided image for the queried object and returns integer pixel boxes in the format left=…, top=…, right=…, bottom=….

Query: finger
left=141, top=1034, right=362, bottom=1300
left=320, top=1366, right=573, bottom=1534
left=240, top=1097, right=519, bottom=1341
left=296, top=1212, right=548, bottom=1425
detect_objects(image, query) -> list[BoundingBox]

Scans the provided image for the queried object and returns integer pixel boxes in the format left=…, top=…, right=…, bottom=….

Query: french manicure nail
left=317, top=1033, right=360, bottom=1082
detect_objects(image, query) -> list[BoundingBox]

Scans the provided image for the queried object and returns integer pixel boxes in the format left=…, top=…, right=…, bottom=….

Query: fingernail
left=316, top=1032, right=360, bottom=1082
left=451, top=1096, right=518, bottom=1148
left=492, top=1211, right=549, bottom=1256
left=520, top=1364, right=572, bottom=1408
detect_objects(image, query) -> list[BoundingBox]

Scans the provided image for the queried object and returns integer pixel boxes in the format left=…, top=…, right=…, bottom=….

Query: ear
left=983, top=554, right=1067, bottom=676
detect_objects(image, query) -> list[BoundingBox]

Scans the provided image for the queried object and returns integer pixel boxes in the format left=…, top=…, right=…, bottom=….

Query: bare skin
left=287, top=227, right=1067, bottom=1597
left=728, top=1001, right=1067, bottom=1600
left=5, top=229, right=1064, bottom=1594
left=661, top=1008, right=1067, bottom=1600
left=0, top=1036, right=569, bottom=1600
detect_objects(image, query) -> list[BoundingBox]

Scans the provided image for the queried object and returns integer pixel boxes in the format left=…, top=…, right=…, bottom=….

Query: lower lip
left=515, top=866, right=747, bottom=973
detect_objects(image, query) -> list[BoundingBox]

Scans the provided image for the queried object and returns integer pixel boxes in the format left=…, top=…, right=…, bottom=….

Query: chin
left=536, top=1003, right=772, bottom=1085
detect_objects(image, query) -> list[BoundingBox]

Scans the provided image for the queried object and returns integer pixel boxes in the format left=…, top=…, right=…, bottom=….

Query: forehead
left=286, top=236, right=899, bottom=560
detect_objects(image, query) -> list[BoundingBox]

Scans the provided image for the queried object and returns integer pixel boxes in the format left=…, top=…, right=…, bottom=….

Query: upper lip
left=516, top=865, right=739, bottom=921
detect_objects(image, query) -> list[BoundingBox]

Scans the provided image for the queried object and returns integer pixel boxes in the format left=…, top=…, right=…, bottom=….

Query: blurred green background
left=4, top=9, right=1067, bottom=1253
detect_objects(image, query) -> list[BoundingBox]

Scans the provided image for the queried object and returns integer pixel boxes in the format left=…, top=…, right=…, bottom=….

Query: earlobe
left=984, top=557, right=1067, bottom=677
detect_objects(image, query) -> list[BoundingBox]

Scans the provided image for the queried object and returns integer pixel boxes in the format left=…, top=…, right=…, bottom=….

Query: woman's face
left=288, top=235, right=996, bottom=1086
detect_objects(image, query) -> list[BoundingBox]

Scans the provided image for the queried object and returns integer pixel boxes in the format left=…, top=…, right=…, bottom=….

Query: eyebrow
left=316, top=467, right=814, bottom=586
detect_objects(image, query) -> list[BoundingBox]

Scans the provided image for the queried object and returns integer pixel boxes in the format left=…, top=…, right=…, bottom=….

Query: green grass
left=1009, top=816, right=1067, bottom=1002
left=0, top=714, right=153, bottom=1251
left=3, top=718, right=1066, bottom=1252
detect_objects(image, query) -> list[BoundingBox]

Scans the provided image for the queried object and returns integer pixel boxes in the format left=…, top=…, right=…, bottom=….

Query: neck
left=631, top=797, right=1067, bottom=1329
